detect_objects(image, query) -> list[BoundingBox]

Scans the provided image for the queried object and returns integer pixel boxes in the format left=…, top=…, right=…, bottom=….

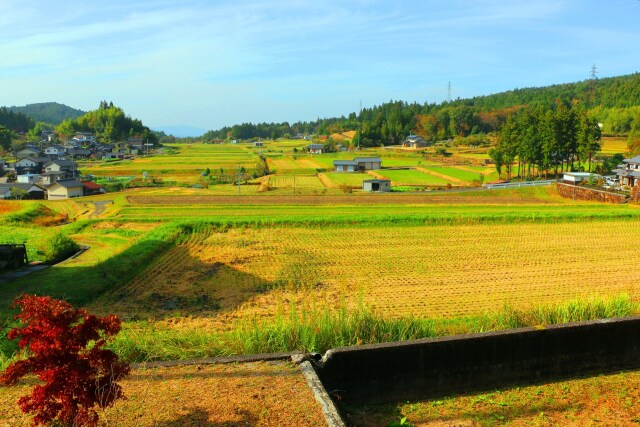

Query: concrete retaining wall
left=315, top=316, right=640, bottom=404
left=556, top=182, right=628, bottom=203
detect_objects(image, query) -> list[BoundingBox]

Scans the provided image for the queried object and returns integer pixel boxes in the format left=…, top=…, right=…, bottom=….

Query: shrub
left=43, top=233, right=80, bottom=264
left=0, top=295, right=130, bottom=426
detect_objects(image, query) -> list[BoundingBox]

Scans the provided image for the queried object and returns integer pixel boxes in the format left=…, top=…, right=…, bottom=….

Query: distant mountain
left=154, top=125, right=207, bottom=138
left=7, top=102, right=86, bottom=125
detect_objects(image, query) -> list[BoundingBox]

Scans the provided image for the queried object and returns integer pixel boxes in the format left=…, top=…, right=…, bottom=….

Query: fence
left=483, top=179, right=557, bottom=190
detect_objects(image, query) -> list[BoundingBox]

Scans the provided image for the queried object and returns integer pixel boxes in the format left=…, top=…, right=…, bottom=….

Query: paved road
left=88, top=200, right=113, bottom=219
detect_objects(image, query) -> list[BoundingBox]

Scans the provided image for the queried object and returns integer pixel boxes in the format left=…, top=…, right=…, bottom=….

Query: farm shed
left=354, top=157, right=382, bottom=170
left=334, top=160, right=358, bottom=172
left=333, top=157, right=383, bottom=172
left=0, top=244, right=28, bottom=270
left=562, top=172, right=600, bottom=184
left=362, top=179, right=391, bottom=192
left=253, top=141, right=264, bottom=147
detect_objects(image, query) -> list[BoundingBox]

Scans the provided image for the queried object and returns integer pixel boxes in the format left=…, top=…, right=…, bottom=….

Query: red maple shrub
left=0, top=295, right=130, bottom=426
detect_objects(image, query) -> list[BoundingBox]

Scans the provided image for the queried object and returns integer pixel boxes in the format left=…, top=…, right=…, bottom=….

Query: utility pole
left=357, top=100, right=362, bottom=150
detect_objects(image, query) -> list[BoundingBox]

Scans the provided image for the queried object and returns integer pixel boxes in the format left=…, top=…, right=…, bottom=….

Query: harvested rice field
left=93, top=219, right=640, bottom=324
left=0, top=361, right=326, bottom=427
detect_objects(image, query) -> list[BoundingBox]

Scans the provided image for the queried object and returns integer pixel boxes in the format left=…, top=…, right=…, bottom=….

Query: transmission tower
left=588, top=64, right=598, bottom=106
left=447, top=81, right=452, bottom=103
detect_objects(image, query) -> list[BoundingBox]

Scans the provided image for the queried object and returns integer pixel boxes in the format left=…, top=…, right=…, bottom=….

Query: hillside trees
left=56, top=102, right=157, bottom=145
left=0, top=126, right=12, bottom=150
left=492, top=103, right=601, bottom=179
left=0, top=107, right=34, bottom=133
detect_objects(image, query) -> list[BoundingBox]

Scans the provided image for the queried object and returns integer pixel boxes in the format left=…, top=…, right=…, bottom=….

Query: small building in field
left=334, top=160, right=358, bottom=172
left=306, top=144, right=324, bottom=154
left=253, top=141, right=264, bottom=147
left=613, top=155, right=640, bottom=187
left=362, top=179, right=391, bottom=192
left=333, top=156, right=382, bottom=172
left=562, top=172, right=600, bottom=184
left=354, top=157, right=382, bottom=170
left=47, top=179, right=84, bottom=200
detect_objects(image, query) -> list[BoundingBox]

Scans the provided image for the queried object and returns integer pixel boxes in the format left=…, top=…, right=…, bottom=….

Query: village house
left=16, top=147, right=41, bottom=159
left=44, top=145, right=67, bottom=157
left=67, top=148, right=92, bottom=159
left=0, top=183, right=45, bottom=200
left=254, top=141, right=264, bottom=147
left=39, top=171, right=68, bottom=186
left=613, top=155, right=640, bottom=187
left=403, top=135, right=430, bottom=148
left=44, top=159, right=77, bottom=176
left=16, top=173, right=40, bottom=184
left=47, top=179, right=84, bottom=200
left=306, top=143, right=324, bottom=154
left=14, top=157, right=51, bottom=175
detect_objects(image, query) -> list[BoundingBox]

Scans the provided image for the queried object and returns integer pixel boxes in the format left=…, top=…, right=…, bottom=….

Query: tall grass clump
left=229, top=304, right=437, bottom=355
left=476, top=294, right=637, bottom=331
left=43, top=232, right=80, bottom=263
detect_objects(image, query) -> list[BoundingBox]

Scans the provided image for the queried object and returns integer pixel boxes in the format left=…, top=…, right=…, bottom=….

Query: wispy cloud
left=1, top=0, right=639, bottom=129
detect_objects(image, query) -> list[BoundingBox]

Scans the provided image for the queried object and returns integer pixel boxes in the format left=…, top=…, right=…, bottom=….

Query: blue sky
left=1, top=0, right=639, bottom=135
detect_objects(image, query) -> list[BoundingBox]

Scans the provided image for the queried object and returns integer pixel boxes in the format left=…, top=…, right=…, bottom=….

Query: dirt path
left=88, top=200, right=113, bottom=218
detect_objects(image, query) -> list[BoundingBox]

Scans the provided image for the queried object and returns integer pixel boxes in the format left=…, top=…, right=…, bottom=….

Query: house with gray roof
left=0, top=183, right=45, bottom=200
left=613, top=155, right=640, bottom=187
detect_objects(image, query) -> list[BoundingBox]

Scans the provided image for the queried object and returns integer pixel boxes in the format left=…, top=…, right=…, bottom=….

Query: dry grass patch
left=346, top=370, right=640, bottom=426
left=0, top=361, right=326, bottom=427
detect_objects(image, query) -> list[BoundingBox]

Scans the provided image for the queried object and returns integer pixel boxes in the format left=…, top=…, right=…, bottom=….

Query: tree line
left=489, top=101, right=601, bottom=179
left=200, top=73, right=640, bottom=147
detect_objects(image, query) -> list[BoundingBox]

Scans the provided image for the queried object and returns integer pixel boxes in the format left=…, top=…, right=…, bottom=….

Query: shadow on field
left=89, top=244, right=281, bottom=320
left=156, top=407, right=258, bottom=427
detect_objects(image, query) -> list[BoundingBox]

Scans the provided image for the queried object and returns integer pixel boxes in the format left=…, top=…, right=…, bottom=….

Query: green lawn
left=376, top=169, right=452, bottom=185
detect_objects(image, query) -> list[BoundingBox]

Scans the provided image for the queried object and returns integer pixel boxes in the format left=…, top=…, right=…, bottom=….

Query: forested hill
left=451, top=73, right=640, bottom=110
left=203, top=73, right=640, bottom=145
left=7, top=102, right=86, bottom=125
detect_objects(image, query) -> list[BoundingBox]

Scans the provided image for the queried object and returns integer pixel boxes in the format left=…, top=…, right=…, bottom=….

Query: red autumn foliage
left=0, top=295, right=130, bottom=426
